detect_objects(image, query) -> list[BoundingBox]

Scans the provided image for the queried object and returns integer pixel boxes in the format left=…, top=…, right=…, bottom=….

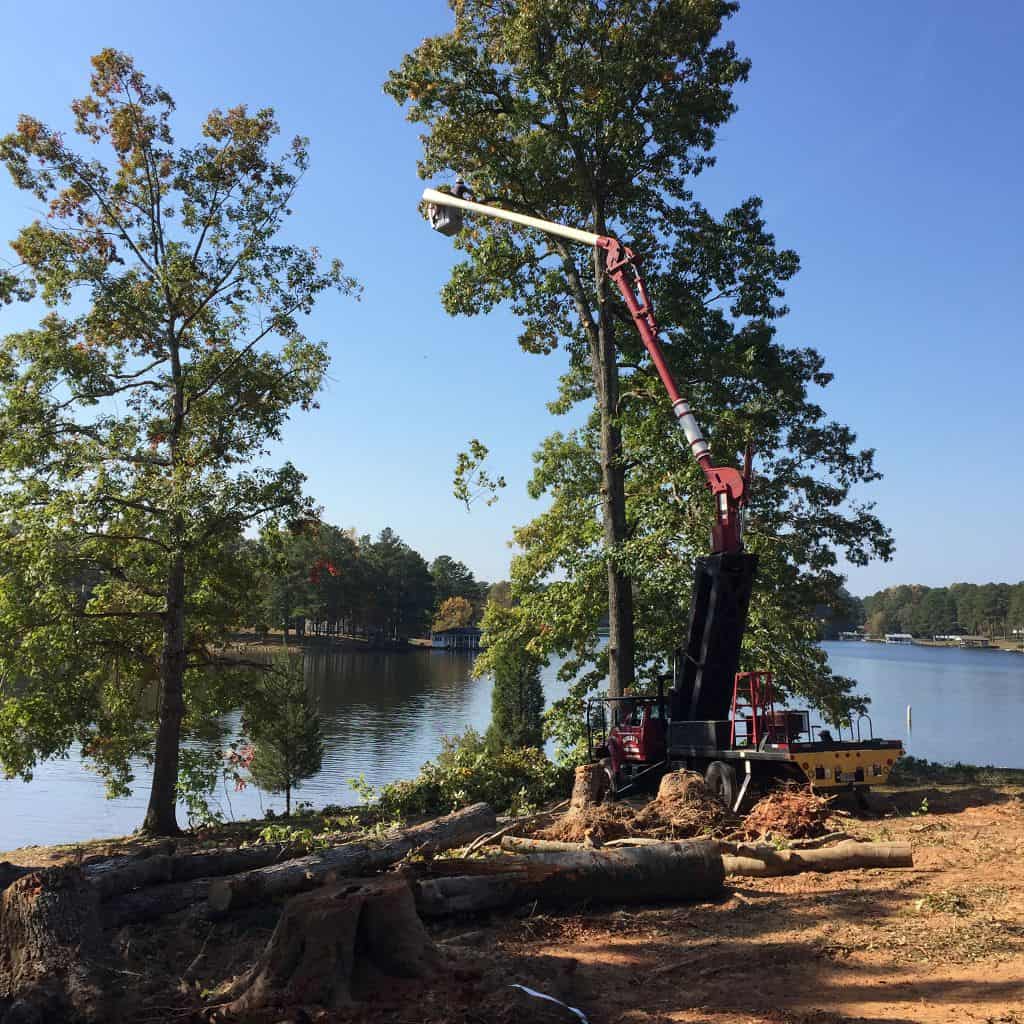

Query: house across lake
left=430, top=626, right=482, bottom=651
left=884, top=633, right=914, bottom=644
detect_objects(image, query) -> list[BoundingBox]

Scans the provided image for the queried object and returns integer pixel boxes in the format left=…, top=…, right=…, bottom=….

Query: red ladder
left=730, top=670, right=778, bottom=748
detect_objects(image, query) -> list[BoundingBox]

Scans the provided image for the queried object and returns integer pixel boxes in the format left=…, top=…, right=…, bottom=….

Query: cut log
left=568, top=763, right=609, bottom=813
left=501, top=836, right=591, bottom=853
left=721, top=840, right=912, bottom=877
left=0, top=867, right=112, bottom=1023
left=414, top=839, right=724, bottom=917
left=208, top=802, right=496, bottom=915
left=209, top=876, right=435, bottom=1018
left=102, top=878, right=214, bottom=929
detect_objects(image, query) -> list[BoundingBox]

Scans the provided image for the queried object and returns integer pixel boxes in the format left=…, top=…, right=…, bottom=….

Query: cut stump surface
left=210, top=874, right=436, bottom=1018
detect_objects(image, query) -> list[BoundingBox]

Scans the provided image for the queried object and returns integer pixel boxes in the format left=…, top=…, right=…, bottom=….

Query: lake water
left=2, top=641, right=1022, bottom=850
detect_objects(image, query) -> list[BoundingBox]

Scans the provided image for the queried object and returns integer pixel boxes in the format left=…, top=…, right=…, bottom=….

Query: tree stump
left=212, top=875, right=436, bottom=1018
left=568, top=762, right=609, bottom=814
left=0, top=867, right=111, bottom=1024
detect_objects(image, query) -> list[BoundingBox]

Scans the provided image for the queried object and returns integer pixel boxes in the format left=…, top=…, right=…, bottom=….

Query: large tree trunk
left=208, top=802, right=495, bottom=915
left=413, top=839, right=723, bottom=917
left=593, top=247, right=634, bottom=700
left=210, top=876, right=435, bottom=1019
left=143, top=551, right=186, bottom=835
left=0, top=868, right=112, bottom=1024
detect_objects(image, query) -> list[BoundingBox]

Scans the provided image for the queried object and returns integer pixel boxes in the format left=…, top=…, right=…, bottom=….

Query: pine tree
left=244, top=654, right=324, bottom=816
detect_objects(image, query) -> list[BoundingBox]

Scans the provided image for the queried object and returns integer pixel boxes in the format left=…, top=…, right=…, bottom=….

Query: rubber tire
left=705, top=760, right=738, bottom=810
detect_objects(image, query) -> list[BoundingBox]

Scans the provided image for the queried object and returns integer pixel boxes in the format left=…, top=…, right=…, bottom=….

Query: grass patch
left=890, top=755, right=1024, bottom=788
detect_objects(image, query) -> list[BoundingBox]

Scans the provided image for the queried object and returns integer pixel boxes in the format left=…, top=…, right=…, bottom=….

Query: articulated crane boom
left=422, top=187, right=748, bottom=555
left=422, top=186, right=904, bottom=810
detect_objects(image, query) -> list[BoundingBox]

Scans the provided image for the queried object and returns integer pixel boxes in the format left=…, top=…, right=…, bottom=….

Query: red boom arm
left=597, top=237, right=748, bottom=555
left=420, top=187, right=749, bottom=555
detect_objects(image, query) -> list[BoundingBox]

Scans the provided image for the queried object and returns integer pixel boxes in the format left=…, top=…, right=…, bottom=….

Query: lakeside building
left=430, top=626, right=482, bottom=651
left=933, top=634, right=993, bottom=648
left=884, top=633, right=914, bottom=644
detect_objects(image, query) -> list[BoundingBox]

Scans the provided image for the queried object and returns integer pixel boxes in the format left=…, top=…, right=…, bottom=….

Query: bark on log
left=569, top=763, right=609, bottom=813
left=209, top=875, right=435, bottom=1018
left=0, top=867, right=112, bottom=1024
left=500, top=836, right=590, bottom=853
left=90, top=844, right=294, bottom=903
left=208, top=802, right=496, bottom=915
left=414, top=839, right=724, bottom=917
left=102, top=878, right=213, bottom=929
left=721, top=840, right=912, bottom=877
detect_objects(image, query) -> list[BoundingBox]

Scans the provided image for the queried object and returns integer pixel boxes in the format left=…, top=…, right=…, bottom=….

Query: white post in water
left=906, top=704, right=913, bottom=739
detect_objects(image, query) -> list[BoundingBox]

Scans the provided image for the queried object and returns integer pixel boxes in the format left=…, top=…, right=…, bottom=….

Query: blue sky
left=1, top=1, right=1021, bottom=597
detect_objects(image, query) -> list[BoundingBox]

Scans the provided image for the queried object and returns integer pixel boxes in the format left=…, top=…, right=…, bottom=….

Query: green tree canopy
left=388, top=0, right=755, bottom=699
left=390, top=1, right=893, bottom=741
left=0, top=50, right=356, bottom=833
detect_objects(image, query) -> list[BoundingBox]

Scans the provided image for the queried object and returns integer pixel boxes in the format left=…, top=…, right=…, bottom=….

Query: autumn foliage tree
left=432, top=595, right=476, bottom=633
left=0, top=51, right=357, bottom=834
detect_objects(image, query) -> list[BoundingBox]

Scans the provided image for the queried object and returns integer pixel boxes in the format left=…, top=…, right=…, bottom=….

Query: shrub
left=485, top=644, right=545, bottom=752
left=364, top=728, right=570, bottom=819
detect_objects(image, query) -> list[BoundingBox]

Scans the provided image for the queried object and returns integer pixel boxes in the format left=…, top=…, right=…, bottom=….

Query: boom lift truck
left=423, top=186, right=903, bottom=812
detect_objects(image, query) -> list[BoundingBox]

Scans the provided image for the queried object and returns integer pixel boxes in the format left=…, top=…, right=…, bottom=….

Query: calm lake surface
left=2, top=641, right=1023, bottom=850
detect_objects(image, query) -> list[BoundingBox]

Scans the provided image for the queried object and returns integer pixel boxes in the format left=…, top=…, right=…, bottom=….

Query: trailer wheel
left=705, top=761, right=737, bottom=810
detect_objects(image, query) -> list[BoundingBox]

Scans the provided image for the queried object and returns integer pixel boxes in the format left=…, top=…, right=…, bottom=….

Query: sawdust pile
left=743, top=784, right=831, bottom=839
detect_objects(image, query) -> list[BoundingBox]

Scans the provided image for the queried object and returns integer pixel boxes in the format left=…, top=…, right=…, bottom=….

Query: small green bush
left=363, top=728, right=570, bottom=819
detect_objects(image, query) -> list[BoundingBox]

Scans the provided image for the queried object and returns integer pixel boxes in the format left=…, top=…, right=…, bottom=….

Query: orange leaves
left=16, top=115, right=44, bottom=142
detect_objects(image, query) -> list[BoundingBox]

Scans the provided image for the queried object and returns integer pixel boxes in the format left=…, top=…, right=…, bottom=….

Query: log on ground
left=208, top=875, right=436, bottom=1018
left=414, top=839, right=724, bottom=917
left=500, top=836, right=591, bottom=853
left=208, top=802, right=496, bottom=915
left=721, top=840, right=913, bottom=877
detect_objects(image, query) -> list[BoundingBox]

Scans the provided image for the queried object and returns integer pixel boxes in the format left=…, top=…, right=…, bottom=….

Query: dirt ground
left=460, top=781, right=1024, bottom=1024
left=3, top=778, right=1023, bottom=1024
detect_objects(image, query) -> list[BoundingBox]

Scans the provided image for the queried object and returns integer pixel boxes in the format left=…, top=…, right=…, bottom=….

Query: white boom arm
left=422, top=188, right=601, bottom=247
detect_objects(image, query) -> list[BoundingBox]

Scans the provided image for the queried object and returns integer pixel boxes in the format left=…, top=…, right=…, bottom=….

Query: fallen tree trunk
left=500, top=836, right=590, bottom=853
left=413, top=839, right=724, bottom=917
left=208, top=876, right=436, bottom=1019
left=208, top=802, right=496, bottom=915
left=721, top=840, right=912, bottom=877
left=102, top=878, right=214, bottom=929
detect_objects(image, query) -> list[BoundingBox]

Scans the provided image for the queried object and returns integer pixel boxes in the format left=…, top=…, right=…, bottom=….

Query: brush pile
left=633, top=771, right=731, bottom=836
left=539, top=770, right=733, bottom=845
left=743, top=784, right=832, bottom=839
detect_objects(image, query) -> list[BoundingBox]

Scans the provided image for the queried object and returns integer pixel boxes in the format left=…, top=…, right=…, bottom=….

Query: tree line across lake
left=834, top=582, right=1024, bottom=639
left=256, top=521, right=504, bottom=642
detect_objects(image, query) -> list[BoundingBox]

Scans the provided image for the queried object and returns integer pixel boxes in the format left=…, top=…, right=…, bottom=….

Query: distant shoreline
left=830, top=636, right=1023, bottom=653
